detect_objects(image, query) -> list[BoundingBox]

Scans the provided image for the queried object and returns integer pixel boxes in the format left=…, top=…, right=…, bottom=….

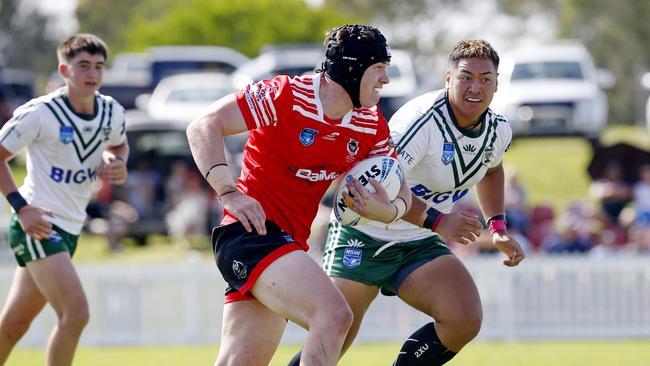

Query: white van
left=491, top=41, right=613, bottom=138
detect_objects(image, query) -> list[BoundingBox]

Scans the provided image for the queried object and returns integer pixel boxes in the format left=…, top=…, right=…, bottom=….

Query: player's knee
left=460, top=313, right=482, bottom=343
left=59, top=302, right=90, bottom=332
left=317, top=299, right=353, bottom=336
left=446, top=307, right=482, bottom=343
left=331, top=302, right=354, bottom=335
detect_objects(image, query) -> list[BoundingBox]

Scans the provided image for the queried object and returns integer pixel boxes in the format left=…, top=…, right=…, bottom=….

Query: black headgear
left=321, top=25, right=391, bottom=108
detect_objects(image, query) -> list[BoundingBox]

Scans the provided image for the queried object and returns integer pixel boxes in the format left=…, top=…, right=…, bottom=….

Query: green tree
left=323, top=0, right=460, bottom=52
left=77, top=0, right=362, bottom=58
left=0, top=0, right=59, bottom=73
left=324, top=0, right=430, bottom=21
left=76, top=0, right=178, bottom=57
left=76, top=0, right=139, bottom=55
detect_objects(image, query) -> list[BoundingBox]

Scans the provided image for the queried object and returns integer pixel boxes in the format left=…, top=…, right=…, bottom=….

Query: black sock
left=287, top=350, right=302, bottom=366
left=392, top=322, right=457, bottom=366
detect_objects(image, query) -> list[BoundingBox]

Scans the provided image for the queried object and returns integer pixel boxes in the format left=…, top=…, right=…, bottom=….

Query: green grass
left=601, top=124, right=650, bottom=150
left=504, top=125, right=650, bottom=213
left=8, top=340, right=650, bottom=366
left=505, top=136, right=592, bottom=213
left=71, top=234, right=213, bottom=263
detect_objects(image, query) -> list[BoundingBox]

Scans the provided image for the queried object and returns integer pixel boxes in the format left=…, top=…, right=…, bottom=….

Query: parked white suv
left=491, top=41, right=612, bottom=137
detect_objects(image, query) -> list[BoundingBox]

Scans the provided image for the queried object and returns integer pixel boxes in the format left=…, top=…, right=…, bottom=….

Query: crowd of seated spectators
left=450, top=163, right=650, bottom=257
left=84, top=155, right=650, bottom=257
left=86, top=159, right=217, bottom=251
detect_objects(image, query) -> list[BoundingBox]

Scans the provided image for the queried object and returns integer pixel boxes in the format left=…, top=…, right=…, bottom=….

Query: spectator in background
left=504, top=166, right=529, bottom=235
left=632, top=164, right=650, bottom=251
left=543, top=201, right=596, bottom=254
left=85, top=175, right=124, bottom=251
left=99, top=157, right=163, bottom=247
left=123, top=159, right=162, bottom=222
left=164, top=160, right=190, bottom=209
left=0, top=87, right=12, bottom=125
left=165, top=171, right=211, bottom=247
left=543, top=221, right=592, bottom=254
left=589, top=161, right=632, bottom=227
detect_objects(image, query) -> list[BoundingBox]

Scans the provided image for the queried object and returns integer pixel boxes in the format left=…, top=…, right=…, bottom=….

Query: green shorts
left=322, top=221, right=453, bottom=296
left=8, top=214, right=79, bottom=267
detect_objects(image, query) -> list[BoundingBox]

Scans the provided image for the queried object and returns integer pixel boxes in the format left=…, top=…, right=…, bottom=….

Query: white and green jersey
left=0, top=87, right=126, bottom=234
left=353, top=89, right=512, bottom=242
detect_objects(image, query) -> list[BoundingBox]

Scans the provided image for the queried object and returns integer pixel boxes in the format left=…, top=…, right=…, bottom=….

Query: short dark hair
left=448, top=40, right=499, bottom=70
left=57, top=33, right=108, bottom=64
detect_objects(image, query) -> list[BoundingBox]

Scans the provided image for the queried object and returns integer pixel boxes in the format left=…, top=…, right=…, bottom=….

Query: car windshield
left=165, top=87, right=231, bottom=103
left=511, top=61, right=584, bottom=81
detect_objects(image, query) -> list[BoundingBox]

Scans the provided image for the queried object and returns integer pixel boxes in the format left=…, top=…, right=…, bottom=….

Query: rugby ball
left=332, top=156, right=404, bottom=226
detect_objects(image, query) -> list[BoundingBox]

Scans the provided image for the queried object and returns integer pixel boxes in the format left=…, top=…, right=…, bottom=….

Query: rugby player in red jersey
left=187, top=24, right=412, bottom=366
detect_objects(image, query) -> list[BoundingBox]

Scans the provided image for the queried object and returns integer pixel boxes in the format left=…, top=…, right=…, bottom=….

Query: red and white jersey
left=229, top=74, right=395, bottom=246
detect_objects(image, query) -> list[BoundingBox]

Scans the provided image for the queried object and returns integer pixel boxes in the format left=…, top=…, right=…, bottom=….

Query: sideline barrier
left=1, top=255, right=648, bottom=346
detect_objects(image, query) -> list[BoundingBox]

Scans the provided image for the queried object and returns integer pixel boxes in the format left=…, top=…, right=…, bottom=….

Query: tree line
left=1, top=0, right=648, bottom=124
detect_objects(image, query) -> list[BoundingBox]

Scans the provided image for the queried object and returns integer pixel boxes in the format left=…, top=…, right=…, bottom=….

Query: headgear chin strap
left=322, top=27, right=391, bottom=108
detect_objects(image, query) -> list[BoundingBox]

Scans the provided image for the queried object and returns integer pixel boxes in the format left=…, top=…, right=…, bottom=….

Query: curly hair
left=448, top=39, right=499, bottom=70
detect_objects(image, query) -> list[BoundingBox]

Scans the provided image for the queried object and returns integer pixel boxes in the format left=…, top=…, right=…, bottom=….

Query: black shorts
left=212, top=220, right=304, bottom=303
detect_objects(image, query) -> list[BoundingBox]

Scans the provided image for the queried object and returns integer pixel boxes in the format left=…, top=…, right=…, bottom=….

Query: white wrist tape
left=204, top=165, right=237, bottom=196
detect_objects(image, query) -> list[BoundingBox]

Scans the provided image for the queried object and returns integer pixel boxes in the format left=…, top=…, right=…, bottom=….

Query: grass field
left=505, top=135, right=592, bottom=213
left=8, top=340, right=650, bottom=365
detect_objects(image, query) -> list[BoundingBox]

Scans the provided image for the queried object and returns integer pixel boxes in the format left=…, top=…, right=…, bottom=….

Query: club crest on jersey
left=299, top=128, right=318, bottom=146
left=482, top=146, right=495, bottom=165
left=102, top=126, right=112, bottom=140
left=347, top=138, right=359, bottom=156
left=441, top=143, right=455, bottom=165
left=343, top=248, right=362, bottom=269
left=59, top=126, right=74, bottom=144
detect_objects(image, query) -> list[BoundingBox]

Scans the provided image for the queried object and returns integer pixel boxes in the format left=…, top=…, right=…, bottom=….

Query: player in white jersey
left=0, top=34, right=128, bottom=366
left=310, top=40, right=525, bottom=366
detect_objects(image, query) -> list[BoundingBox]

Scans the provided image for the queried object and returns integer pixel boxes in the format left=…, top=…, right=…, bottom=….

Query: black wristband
left=487, top=214, right=506, bottom=224
left=6, top=191, right=28, bottom=213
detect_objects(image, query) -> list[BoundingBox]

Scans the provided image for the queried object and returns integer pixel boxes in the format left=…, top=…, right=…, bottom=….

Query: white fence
left=1, top=255, right=649, bottom=347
